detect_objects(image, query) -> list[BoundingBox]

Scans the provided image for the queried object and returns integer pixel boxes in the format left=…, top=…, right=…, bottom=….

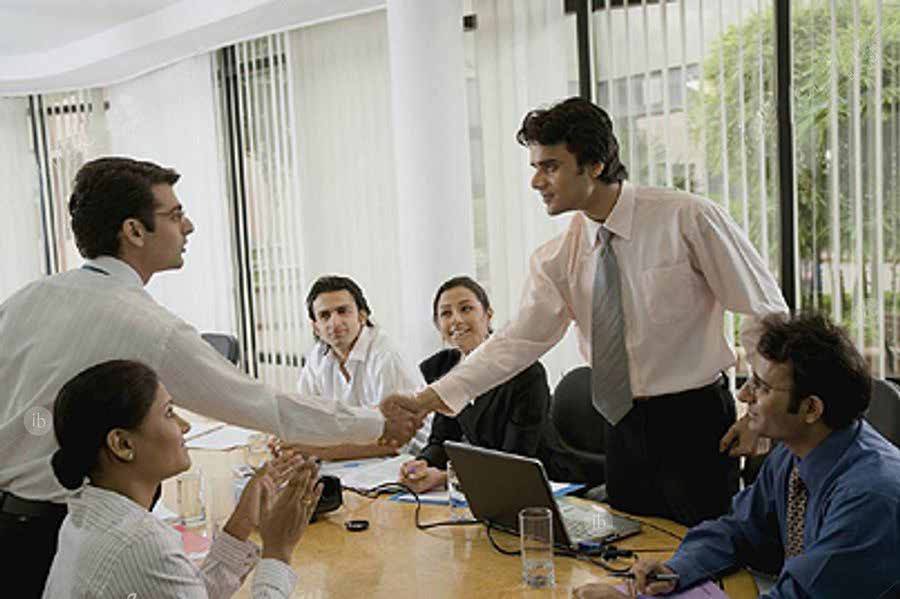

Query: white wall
left=0, top=97, right=44, bottom=302
left=105, top=54, right=237, bottom=334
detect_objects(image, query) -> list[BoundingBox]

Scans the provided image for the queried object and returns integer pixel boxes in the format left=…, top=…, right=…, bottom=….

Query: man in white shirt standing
left=0, top=157, right=420, bottom=598
left=286, top=275, right=427, bottom=460
left=383, top=97, right=788, bottom=527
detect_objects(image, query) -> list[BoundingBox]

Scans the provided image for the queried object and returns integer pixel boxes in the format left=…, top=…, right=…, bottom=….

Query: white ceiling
left=0, top=0, right=184, bottom=55
left=0, top=0, right=383, bottom=95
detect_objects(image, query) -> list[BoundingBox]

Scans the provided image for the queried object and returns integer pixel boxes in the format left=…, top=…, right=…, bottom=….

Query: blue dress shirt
left=666, top=420, right=900, bottom=598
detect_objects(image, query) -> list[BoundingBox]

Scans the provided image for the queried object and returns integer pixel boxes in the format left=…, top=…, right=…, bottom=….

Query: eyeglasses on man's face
left=154, top=206, right=186, bottom=224
left=745, top=372, right=792, bottom=398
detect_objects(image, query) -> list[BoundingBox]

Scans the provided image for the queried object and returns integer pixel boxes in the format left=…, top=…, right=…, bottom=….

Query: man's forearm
left=284, top=442, right=398, bottom=461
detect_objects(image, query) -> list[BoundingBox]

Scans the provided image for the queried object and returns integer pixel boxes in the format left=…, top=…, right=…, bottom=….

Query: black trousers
left=0, top=504, right=67, bottom=599
left=0, top=484, right=162, bottom=598
left=603, top=379, right=740, bottom=527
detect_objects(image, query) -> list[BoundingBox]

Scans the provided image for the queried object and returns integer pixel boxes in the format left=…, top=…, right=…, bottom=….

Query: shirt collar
left=71, top=484, right=148, bottom=520
left=84, top=256, right=144, bottom=289
left=582, top=181, right=635, bottom=247
left=794, top=419, right=862, bottom=496
left=345, top=325, right=376, bottom=364
left=321, top=325, right=376, bottom=365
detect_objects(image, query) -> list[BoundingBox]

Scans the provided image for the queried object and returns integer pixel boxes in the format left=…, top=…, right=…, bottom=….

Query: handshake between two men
left=376, top=386, right=768, bottom=456
left=376, top=389, right=450, bottom=447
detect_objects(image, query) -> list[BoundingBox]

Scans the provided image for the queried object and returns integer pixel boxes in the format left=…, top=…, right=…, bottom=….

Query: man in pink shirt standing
left=383, top=97, right=787, bottom=526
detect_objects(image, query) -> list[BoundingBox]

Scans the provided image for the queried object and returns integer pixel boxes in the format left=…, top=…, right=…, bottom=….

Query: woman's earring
left=124, top=451, right=134, bottom=462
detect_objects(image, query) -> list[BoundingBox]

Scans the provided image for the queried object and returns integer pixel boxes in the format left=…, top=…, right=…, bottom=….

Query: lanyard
left=81, top=264, right=110, bottom=276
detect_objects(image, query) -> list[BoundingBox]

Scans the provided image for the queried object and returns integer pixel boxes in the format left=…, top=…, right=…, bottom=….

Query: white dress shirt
left=0, top=256, right=383, bottom=503
left=432, top=182, right=788, bottom=414
left=42, top=485, right=296, bottom=599
left=298, top=326, right=423, bottom=409
left=299, top=326, right=430, bottom=451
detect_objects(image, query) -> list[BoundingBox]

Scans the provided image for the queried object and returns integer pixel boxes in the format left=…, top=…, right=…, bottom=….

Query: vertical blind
left=6, top=2, right=898, bottom=386
left=215, top=33, right=307, bottom=390
left=591, top=0, right=899, bottom=379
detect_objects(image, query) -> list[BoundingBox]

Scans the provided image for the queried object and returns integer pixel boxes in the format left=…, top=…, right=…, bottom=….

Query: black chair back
left=867, top=378, right=900, bottom=449
left=201, top=333, right=241, bottom=366
left=551, top=366, right=606, bottom=454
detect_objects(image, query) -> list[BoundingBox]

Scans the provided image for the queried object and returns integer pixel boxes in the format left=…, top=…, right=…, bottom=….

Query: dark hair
left=432, top=276, right=493, bottom=334
left=306, top=276, right=374, bottom=337
left=757, top=312, right=871, bottom=430
left=51, top=360, right=159, bottom=490
left=516, top=97, right=628, bottom=184
left=69, top=157, right=180, bottom=259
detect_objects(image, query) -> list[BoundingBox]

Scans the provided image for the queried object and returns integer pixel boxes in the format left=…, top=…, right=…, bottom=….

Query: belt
left=0, top=491, right=66, bottom=518
left=632, top=374, right=727, bottom=402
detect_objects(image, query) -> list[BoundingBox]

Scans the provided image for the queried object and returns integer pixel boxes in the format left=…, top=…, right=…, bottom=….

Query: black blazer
left=417, top=349, right=590, bottom=483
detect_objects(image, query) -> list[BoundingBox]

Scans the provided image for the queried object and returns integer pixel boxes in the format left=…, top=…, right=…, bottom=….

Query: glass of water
left=446, top=460, right=467, bottom=521
left=176, top=468, right=206, bottom=527
left=519, top=506, right=555, bottom=588
left=243, top=433, right=270, bottom=469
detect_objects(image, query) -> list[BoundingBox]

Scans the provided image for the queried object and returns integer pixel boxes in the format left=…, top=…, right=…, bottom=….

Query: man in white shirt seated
left=286, top=275, right=428, bottom=460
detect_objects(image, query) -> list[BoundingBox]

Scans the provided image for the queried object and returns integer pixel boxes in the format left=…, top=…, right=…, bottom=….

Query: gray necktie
left=591, top=226, right=633, bottom=425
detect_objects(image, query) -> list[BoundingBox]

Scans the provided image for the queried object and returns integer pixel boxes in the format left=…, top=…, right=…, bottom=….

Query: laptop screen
left=443, top=441, right=576, bottom=547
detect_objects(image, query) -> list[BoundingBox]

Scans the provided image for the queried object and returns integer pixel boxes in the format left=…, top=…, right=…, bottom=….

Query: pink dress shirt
left=431, top=182, right=788, bottom=414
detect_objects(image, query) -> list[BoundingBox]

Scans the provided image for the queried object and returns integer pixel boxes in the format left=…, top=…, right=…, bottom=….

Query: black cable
left=345, top=482, right=480, bottom=529
left=348, top=482, right=637, bottom=574
left=632, top=517, right=685, bottom=543
left=483, top=521, right=634, bottom=573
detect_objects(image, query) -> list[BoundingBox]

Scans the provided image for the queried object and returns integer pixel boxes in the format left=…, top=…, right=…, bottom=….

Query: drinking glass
left=519, top=507, right=555, bottom=588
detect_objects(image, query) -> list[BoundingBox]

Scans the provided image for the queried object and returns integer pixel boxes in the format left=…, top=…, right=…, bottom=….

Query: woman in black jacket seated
left=398, top=276, right=595, bottom=493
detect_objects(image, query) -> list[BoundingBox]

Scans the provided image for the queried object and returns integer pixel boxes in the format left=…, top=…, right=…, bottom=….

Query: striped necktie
left=590, top=226, right=633, bottom=426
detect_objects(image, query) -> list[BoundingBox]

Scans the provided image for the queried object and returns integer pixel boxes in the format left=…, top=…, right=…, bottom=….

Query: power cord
left=483, top=521, right=635, bottom=573
left=346, top=482, right=643, bottom=575
left=345, top=482, right=480, bottom=529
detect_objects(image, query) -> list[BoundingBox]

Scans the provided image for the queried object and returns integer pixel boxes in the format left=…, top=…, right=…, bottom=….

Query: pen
left=611, top=572, right=679, bottom=583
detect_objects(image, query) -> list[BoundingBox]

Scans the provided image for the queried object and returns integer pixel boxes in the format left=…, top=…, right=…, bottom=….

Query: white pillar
left=387, top=0, right=476, bottom=365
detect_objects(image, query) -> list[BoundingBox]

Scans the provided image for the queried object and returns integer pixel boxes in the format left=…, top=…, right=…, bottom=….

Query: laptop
left=444, top=441, right=641, bottom=549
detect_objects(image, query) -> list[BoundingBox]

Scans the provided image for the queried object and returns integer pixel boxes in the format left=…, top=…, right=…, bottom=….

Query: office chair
left=551, top=366, right=606, bottom=497
left=201, top=333, right=241, bottom=367
left=867, top=378, right=900, bottom=449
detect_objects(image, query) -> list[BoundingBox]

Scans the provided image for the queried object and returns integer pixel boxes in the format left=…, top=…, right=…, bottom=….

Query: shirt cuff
left=430, top=377, right=471, bottom=415
left=252, top=558, right=299, bottom=598
left=210, top=529, right=260, bottom=579
left=664, top=554, right=706, bottom=591
left=357, top=409, right=386, bottom=444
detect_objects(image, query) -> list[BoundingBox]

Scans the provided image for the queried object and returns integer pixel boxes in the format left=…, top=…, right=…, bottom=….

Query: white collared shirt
left=432, top=182, right=788, bottom=413
left=0, top=256, right=384, bottom=502
left=42, top=485, right=296, bottom=599
left=298, top=326, right=423, bottom=409
left=299, top=326, right=430, bottom=450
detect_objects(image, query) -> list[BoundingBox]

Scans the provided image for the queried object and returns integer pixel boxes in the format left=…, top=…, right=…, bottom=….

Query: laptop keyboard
left=557, top=500, right=614, bottom=542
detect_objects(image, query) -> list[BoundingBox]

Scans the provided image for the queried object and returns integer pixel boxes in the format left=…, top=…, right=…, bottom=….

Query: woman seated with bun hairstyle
left=399, top=276, right=597, bottom=493
left=42, top=359, right=320, bottom=599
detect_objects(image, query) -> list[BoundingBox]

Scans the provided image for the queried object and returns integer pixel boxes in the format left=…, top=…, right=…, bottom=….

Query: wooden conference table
left=165, top=446, right=759, bottom=599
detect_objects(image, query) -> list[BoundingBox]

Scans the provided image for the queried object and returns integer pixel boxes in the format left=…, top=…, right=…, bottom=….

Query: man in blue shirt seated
left=573, top=312, right=900, bottom=599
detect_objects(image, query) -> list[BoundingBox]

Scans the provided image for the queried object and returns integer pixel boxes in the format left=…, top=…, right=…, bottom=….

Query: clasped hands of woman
left=225, top=448, right=323, bottom=564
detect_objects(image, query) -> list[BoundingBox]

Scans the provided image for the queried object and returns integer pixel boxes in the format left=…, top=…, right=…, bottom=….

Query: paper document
left=617, top=581, right=729, bottom=599
left=322, top=454, right=413, bottom=490
left=183, top=421, right=225, bottom=441
left=185, top=425, right=259, bottom=450
left=392, top=481, right=583, bottom=506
